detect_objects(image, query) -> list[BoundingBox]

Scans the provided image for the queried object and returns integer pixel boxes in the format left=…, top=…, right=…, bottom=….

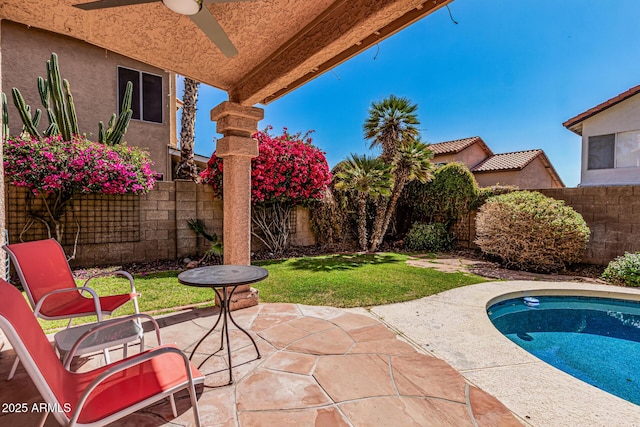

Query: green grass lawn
left=253, top=252, right=487, bottom=307
left=36, top=252, right=487, bottom=332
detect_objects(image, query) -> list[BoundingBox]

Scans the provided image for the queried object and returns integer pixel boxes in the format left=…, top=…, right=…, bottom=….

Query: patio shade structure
left=0, top=0, right=454, bottom=301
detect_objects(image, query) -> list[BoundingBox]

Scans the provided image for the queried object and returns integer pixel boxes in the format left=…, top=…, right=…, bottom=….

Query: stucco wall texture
left=1, top=22, right=173, bottom=179
left=474, top=157, right=559, bottom=189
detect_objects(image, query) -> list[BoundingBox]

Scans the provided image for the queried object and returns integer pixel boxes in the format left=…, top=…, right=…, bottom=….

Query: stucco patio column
left=210, top=101, right=263, bottom=310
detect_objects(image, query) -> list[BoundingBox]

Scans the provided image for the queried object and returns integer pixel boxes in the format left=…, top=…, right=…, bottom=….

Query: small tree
left=201, top=127, right=331, bottom=254
left=4, top=134, right=156, bottom=258
left=362, top=95, right=434, bottom=251
left=334, top=154, right=392, bottom=251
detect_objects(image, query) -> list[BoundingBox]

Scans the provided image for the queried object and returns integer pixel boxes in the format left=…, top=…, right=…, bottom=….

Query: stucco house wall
left=1, top=22, right=173, bottom=179
left=579, top=95, right=640, bottom=186
left=474, top=156, right=562, bottom=189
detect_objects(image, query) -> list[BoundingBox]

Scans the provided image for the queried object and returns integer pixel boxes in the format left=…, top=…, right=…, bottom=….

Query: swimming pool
left=488, top=295, right=640, bottom=406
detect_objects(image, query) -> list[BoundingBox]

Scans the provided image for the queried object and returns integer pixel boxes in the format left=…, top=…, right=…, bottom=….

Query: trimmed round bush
left=475, top=191, right=590, bottom=272
left=405, top=223, right=452, bottom=252
left=602, top=252, right=640, bottom=286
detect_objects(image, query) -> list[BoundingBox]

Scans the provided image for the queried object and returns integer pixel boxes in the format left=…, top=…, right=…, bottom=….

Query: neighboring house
left=563, top=84, right=640, bottom=186
left=430, top=136, right=564, bottom=189
left=1, top=21, right=178, bottom=181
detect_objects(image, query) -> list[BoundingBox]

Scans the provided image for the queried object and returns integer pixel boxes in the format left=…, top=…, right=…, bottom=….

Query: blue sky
left=179, top=0, right=640, bottom=188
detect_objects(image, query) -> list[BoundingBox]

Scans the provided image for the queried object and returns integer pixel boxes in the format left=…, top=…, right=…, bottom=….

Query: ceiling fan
left=73, top=0, right=255, bottom=58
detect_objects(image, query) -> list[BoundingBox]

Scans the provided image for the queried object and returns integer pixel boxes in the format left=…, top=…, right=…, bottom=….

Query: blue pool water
left=487, top=295, right=640, bottom=405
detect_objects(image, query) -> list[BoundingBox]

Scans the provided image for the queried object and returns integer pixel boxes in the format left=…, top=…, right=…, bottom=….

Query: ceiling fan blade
left=190, top=6, right=238, bottom=58
left=73, top=0, right=159, bottom=10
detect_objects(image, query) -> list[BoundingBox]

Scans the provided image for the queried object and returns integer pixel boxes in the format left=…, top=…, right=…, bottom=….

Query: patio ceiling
left=0, top=0, right=452, bottom=105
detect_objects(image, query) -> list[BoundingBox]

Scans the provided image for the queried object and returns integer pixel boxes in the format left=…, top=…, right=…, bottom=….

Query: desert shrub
left=475, top=191, right=590, bottom=272
left=404, top=223, right=452, bottom=252
left=472, top=185, right=519, bottom=209
left=602, top=252, right=640, bottom=286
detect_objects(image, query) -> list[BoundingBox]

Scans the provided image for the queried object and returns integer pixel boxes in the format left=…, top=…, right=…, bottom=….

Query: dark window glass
left=588, top=134, right=615, bottom=170
left=117, top=67, right=140, bottom=120
left=117, top=67, right=163, bottom=124
left=142, top=73, right=163, bottom=123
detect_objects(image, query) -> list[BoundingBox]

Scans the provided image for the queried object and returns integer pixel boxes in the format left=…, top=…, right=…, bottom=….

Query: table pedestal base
left=190, top=285, right=261, bottom=384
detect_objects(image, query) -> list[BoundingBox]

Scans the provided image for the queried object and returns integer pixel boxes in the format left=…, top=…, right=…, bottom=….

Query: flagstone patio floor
left=0, top=302, right=522, bottom=426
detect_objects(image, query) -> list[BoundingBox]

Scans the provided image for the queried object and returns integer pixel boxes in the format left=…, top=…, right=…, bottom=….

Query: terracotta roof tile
left=429, top=136, right=493, bottom=156
left=563, top=84, right=640, bottom=135
left=471, top=150, right=543, bottom=172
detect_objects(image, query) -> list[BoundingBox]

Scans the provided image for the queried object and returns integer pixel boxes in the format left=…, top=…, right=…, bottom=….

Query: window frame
left=117, top=66, right=164, bottom=125
left=587, top=131, right=640, bottom=170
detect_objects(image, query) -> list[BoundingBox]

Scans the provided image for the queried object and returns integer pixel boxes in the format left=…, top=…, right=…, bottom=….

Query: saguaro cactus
left=9, top=52, right=133, bottom=144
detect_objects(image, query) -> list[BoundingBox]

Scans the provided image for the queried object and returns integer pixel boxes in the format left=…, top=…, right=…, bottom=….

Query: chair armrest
left=63, top=313, right=162, bottom=369
left=33, top=286, right=103, bottom=320
left=69, top=346, right=197, bottom=426
left=83, top=270, right=141, bottom=314
left=84, top=270, right=138, bottom=295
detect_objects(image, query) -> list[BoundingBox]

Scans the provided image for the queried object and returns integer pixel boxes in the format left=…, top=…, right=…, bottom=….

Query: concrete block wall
left=6, top=181, right=313, bottom=267
left=538, top=186, right=640, bottom=265
left=452, top=185, right=640, bottom=265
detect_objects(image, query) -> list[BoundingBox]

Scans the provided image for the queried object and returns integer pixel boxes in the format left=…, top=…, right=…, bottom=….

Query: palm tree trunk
left=378, top=174, right=408, bottom=248
left=368, top=195, right=389, bottom=252
left=175, top=77, right=200, bottom=181
left=356, top=192, right=368, bottom=251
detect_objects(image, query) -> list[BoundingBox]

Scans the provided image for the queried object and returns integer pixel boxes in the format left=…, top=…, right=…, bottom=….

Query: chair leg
left=102, top=348, right=111, bottom=365
left=169, top=394, right=177, bottom=418
left=188, top=384, right=201, bottom=427
left=7, top=357, right=19, bottom=380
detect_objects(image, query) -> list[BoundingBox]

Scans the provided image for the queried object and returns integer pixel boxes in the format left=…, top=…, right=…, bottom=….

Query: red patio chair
left=0, top=278, right=203, bottom=427
left=3, top=238, right=141, bottom=377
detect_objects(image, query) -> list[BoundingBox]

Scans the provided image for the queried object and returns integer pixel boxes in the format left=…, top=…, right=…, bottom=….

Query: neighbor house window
left=616, top=130, right=640, bottom=168
left=117, top=67, right=163, bottom=124
left=587, top=131, right=640, bottom=169
left=587, top=134, right=614, bottom=170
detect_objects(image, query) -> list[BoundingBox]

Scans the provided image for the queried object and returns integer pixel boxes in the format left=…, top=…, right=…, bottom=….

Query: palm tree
left=368, top=139, right=434, bottom=251
left=363, top=94, right=428, bottom=251
left=175, top=77, right=200, bottom=180
left=363, top=94, right=420, bottom=163
left=335, top=154, right=393, bottom=251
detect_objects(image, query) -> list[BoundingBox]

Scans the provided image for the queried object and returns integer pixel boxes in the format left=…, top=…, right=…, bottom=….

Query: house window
left=117, top=67, right=163, bottom=124
left=588, top=131, right=640, bottom=170
left=616, top=130, right=640, bottom=168
left=587, top=134, right=614, bottom=169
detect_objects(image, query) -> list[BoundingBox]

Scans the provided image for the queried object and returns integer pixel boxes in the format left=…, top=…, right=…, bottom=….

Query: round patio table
left=178, top=265, right=267, bottom=385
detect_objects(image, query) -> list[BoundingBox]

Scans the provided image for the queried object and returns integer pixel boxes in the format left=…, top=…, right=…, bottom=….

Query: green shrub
left=405, top=223, right=452, bottom=252
left=401, top=162, right=479, bottom=226
left=475, top=191, right=590, bottom=272
left=602, top=252, right=640, bottom=286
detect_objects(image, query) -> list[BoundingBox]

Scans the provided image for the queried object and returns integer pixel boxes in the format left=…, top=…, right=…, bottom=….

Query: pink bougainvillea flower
left=200, top=126, right=331, bottom=206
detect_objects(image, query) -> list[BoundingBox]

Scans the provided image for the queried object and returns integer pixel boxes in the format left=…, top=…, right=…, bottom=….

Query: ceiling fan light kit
left=162, top=0, right=202, bottom=15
